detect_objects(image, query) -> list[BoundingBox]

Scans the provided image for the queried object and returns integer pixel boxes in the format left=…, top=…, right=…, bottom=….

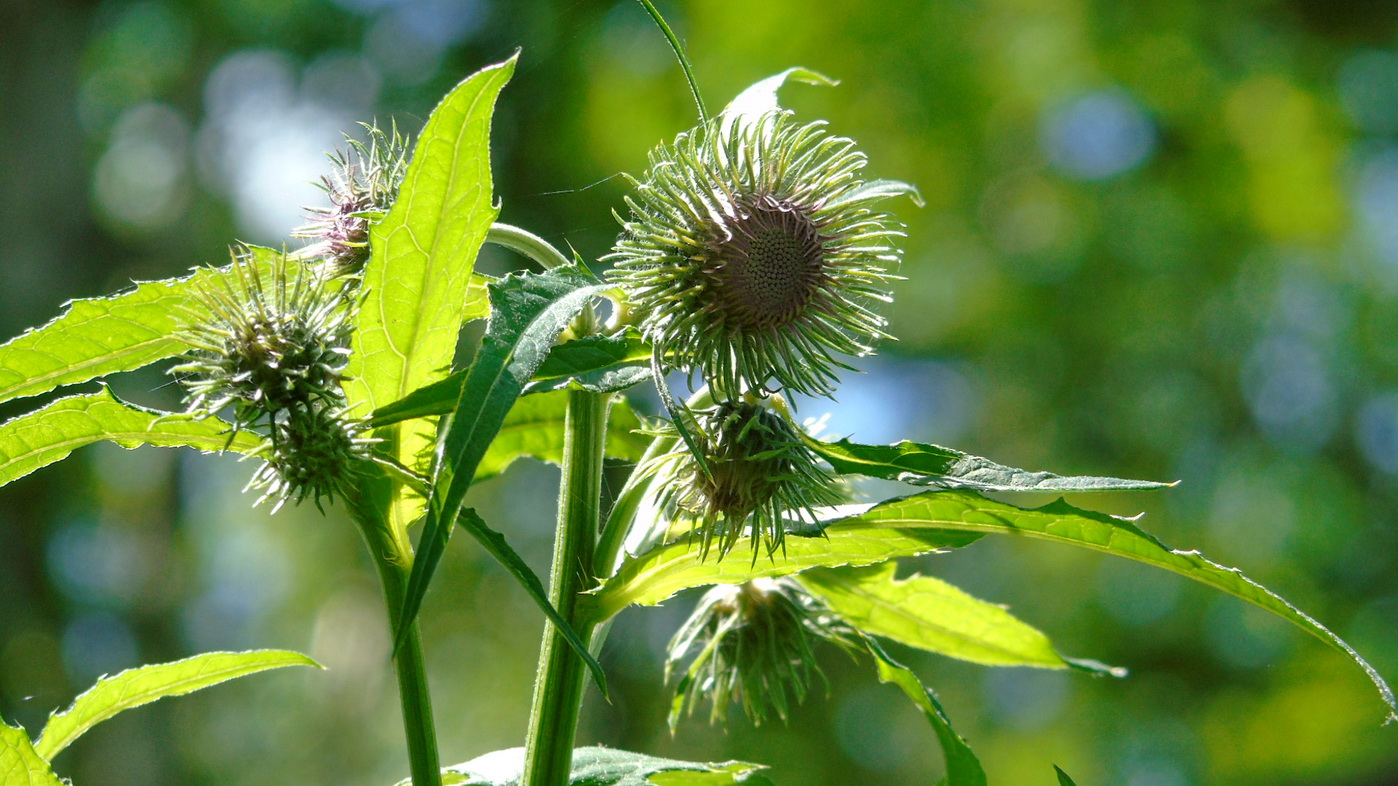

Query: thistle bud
left=294, top=121, right=409, bottom=276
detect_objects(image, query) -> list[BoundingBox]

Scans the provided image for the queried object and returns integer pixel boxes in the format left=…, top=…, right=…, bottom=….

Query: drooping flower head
left=608, top=110, right=912, bottom=398
left=647, top=397, right=842, bottom=559
left=294, top=121, right=409, bottom=276
left=665, top=577, right=858, bottom=728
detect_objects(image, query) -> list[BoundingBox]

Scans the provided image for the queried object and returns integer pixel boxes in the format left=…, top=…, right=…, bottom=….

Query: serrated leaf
left=368, top=329, right=650, bottom=429
left=862, top=637, right=986, bottom=786
left=0, top=721, right=63, bottom=786
left=722, top=67, right=836, bottom=128
left=584, top=501, right=982, bottom=622
left=0, top=387, right=264, bottom=489
left=346, top=55, right=514, bottom=417
left=409, top=746, right=766, bottom=786
left=1054, top=766, right=1080, bottom=786
left=799, top=563, right=1122, bottom=674
left=398, top=265, right=608, bottom=683
left=33, top=649, right=319, bottom=760
left=463, top=273, right=492, bottom=324
left=808, top=436, right=1171, bottom=493
left=0, top=247, right=284, bottom=406
left=475, top=391, right=647, bottom=482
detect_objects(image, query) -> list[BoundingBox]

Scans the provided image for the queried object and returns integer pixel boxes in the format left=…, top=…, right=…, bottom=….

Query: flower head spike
left=647, top=397, right=842, bottom=559
left=294, top=121, right=410, bottom=276
left=607, top=110, right=912, bottom=397
left=665, top=577, right=858, bottom=729
left=171, top=246, right=352, bottom=433
left=245, top=405, right=375, bottom=513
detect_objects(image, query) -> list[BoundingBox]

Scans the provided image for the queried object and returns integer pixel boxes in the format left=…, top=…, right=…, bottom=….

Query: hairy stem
left=349, top=470, right=442, bottom=786
left=521, top=388, right=610, bottom=786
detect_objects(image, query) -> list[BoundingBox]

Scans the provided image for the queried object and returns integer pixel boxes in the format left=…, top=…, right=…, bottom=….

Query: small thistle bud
left=665, top=577, right=857, bottom=729
left=650, top=398, right=841, bottom=558
left=246, top=405, right=374, bottom=513
left=172, top=248, right=352, bottom=433
left=607, top=111, right=910, bottom=398
left=294, top=121, right=409, bottom=276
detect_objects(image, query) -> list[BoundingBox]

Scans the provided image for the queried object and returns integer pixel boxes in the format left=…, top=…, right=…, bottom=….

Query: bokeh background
left=2, top=0, right=1398, bottom=784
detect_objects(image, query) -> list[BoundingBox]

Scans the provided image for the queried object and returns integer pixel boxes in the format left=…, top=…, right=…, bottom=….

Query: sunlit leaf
left=346, top=55, right=515, bottom=418
left=398, top=265, right=607, bottom=680
left=808, top=436, right=1172, bottom=493
left=0, top=246, right=283, bottom=406
left=0, top=720, right=63, bottom=785
left=403, top=746, right=767, bottom=786
left=0, top=386, right=263, bottom=489
left=722, top=67, right=836, bottom=127
left=475, top=390, right=646, bottom=482
left=799, top=563, right=1122, bottom=674
left=34, top=649, right=319, bottom=760
left=862, top=636, right=985, bottom=786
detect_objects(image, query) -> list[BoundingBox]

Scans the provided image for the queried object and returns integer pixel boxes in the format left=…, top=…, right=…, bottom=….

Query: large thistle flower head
left=294, top=121, right=409, bottom=276
left=665, top=577, right=858, bottom=729
left=607, top=110, right=912, bottom=398
left=647, top=397, right=842, bottom=559
left=172, top=248, right=352, bottom=431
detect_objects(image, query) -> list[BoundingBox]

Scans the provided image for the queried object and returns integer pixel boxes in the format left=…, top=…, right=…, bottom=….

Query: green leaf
left=33, top=649, right=319, bottom=760
left=862, top=636, right=986, bottom=786
left=0, top=721, right=63, bottom=786
left=1054, top=766, right=1080, bottom=786
left=454, top=508, right=607, bottom=698
left=808, top=436, right=1172, bottom=493
left=0, top=246, right=283, bottom=406
left=367, top=329, right=650, bottom=429
left=410, top=746, right=767, bottom=786
left=398, top=265, right=607, bottom=671
left=799, top=562, right=1122, bottom=674
left=585, top=501, right=981, bottom=622
left=0, top=387, right=264, bottom=489
left=722, top=67, right=836, bottom=126
left=463, top=273, right=492, bottom=324
left=346, top=55, right=515, bottom=418
left=475, top=390, right=647, bottom=482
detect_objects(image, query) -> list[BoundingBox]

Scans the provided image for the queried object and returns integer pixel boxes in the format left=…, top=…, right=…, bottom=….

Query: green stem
left=521, top=388, right=610, bottom=786
left=349, top=476, right=442, bottom=786
left=487, top=222, right=571, bottom=270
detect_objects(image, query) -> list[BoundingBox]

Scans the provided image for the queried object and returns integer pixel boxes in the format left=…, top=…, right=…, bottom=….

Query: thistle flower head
left=649, top=398, right=841, bottom=559
left=172, top=248, right=352, bottom=431
left=607, top=111, right=909, bottom=397
left=294, top=121, right=409, bottom=275
left=246, top=405, right=374, bottom=513
left=665, top=577, right=857, bottom=729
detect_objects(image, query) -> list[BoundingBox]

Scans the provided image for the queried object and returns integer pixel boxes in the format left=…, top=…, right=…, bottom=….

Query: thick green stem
left=521, top=388, right=610, bottom=786
left=487, top=222, right=571, bottom=270
left=349, top=477, right=442, bottom=786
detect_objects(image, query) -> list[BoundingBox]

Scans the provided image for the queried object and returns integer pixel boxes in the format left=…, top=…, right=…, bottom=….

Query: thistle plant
left=0, top=34, right=1393, bottom=786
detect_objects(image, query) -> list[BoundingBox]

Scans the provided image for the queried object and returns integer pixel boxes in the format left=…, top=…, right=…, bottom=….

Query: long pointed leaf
left=455, top=509, right=605, bottom=695
left=862, top=636, right=986, bottom=786
left=0, top=387, right=263, bottom=489
left=0, top=721, right=63, bottom=786
left=346, top=56, right=515, bottom=418
left=809, top=435, right=1172, bottom=493
left=800, top=563, right=1122, bottom=674
left=34, top=649, right=319, bottom=760
left=397, top=266, right=606, bottom=665
left=1054, top=766, right=1080, bottom=786
left=408, top=746, right=767, bottom=786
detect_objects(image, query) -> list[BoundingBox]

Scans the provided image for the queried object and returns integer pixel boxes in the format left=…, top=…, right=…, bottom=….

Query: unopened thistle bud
left=172, top=248, right=351, bottom=432
left=294, top=121, right=409, bottom=276
left=246, top=405, right=374, bottom=513
left=607, top=111, right=910, bottom=398
left=665, top=577, right=857, bottom=729
left=650, top=399, right=841, bottom=558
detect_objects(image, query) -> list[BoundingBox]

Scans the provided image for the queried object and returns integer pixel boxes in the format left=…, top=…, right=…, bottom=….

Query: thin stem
left=348, top=473, right=441, bottom=786
left=634, top=0, right=708, bottom=122
left=487, top=222, right=571, bottom=270
left=521, top=388, right=610, bottom=786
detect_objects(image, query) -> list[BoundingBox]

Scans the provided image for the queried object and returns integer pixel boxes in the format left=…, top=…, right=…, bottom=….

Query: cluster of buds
left=172, top=247, right=370, bottom=511
left=665, top=577, right=859, bottom=728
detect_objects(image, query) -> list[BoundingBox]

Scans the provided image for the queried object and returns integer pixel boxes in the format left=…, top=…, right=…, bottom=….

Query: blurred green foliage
left=1, top=0, right=1396, bottom=784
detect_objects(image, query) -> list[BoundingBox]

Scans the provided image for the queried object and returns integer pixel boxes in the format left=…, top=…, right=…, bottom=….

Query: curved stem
left=521, top=388, right=610, bottom=786
left=487, top=222, right=571, bottom=271
left=634, top=0, right=708, bottom=122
